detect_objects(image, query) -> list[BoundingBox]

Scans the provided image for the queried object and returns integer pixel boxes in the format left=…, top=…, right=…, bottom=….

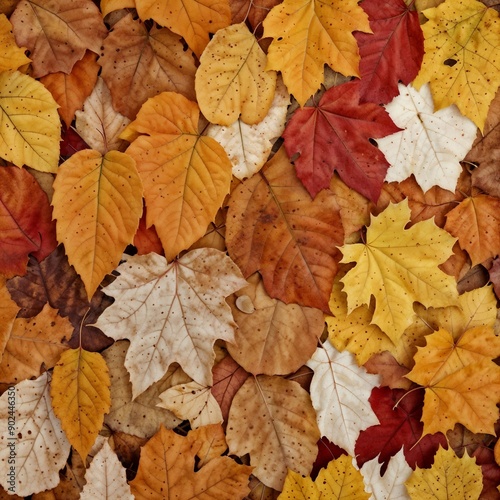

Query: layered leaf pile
left=0, top=0, right=499, bottom=497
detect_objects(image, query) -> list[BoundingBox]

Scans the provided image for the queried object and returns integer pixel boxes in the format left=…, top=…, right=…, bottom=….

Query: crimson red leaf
left=355, top=0, right=424, bottom=104
left=311, top=437, right=346, bottom=479
left=283, top=81, right=399, bottom=202
left=355, top=387, right=447, bottom=472
left=60, top=126, right=89, bottom=159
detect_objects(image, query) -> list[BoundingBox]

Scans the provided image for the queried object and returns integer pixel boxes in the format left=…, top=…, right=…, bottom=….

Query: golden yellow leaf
left=263, top=0, right=371, bottom=106
left=0, top=14, right=30, bottom=71
left=406, top=446, right=483, bottom=499
left=51, top=348, right=111, bottom=461
left=123, top=92, right=232, bottom=261
left=52, top=149, right=143, bottom=298
left=278, top=470, right=319, bottom=500
left=413, top=0, right=500, bottom=130
left=100, top=0, right=136, bottom=17
left=196, top=22, right=276, bottom=126
left=135, top=0, right=231, bottom=57
left=0, top=71, right=60, bottom=172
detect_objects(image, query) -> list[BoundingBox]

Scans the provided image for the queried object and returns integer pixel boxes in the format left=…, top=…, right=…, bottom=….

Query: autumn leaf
left=123, top=91, right=233, bottom=261
left=93, top=248, right=246, bottom=398
left=130, top=425, right=252, bottom=499
left=0, top=13, right=30, bottom=71
left=226, top=146, right=344, bottom=313
left=227, top=375, right=320, bottom=490
left=135, top=0, right=231, bottom=58
left=413, top=0, right=500, bottom=130
left=283, top=81, right=400, bottom=201
left=10, top=0, right=107, bottom=78
left=306, top=339, right=380, bottom=456
left=0, top=373, right=71, bottom=496
left=100, top=0, right=136, bottom=17
left=340, top=199, right=459, bottom=339
left=355, top=0, right=424, bottom=104
left=196, top=22, right=276, bottom=126
left=378, top=83, right=477, bottom=192
left=52, top=149, right=143, bottom=298
left=405, top=446, right=483, bottom=499
left=263, top=0, right=371, bottom=106
left=0, top=71, right=60, bottom=172
left=406, top=326, right=500, bottom=435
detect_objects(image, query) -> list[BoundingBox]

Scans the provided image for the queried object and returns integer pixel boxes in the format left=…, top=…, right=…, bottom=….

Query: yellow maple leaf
left=52, top=149, right=143, bottom=299
left=413, top=0, right=500, bottom=131
left=0, top=71, right=60, bottom=172
left=263, top=0, right=371, bottom=106
left=339, top=199, right=459, bottom=341
left=406, top=446, right=483, bottom=499
left=0, top=14, right=30, bottom=71
left=406, top=326, right=500, bottom=435
left=123, top=92, right=233, bottom=261
left=51, top=348, right=111, bottom=461
left=196, top=23, right=276, bottom=126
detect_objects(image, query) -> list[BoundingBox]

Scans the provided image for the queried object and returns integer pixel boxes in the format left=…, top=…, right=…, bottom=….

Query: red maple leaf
left=355, top=387, right=447, bottom=472
left=355, top=0, right=424, bottom=104
left=283, top=81, right=399, bottom=202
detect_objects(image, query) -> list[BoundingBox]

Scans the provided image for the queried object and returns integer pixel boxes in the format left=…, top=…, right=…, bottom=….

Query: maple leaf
left=135, top=0, right=231, bottom=58
left=130, top=425, right=252, bottom=499
left=412, top=0, right=500, bottom=130
left=305, top=339, right=380, bottom=456
left=339, top=199, right=459, bottom=339
left=0, top=166, right=57, bottom=278
left=263, top=0, right=371, bottom=106
left=80, top=440, right=133, bottom=500
left=227, top=375, right=320, bottom=490
left=283, top=81, right=400, bottom=201
left=405, top=446, right=483, bottom=499
left=10, top=0, right=107, bottom=78
left=226, top=146, right=344, bottom=313
left=93, top=248, right=246, bottom=398
left=0, top=71, right=60, bottom=172
left=122, top=91, right=233, bottom=261
left=378, top=83, right=477, bottom=192
left=0, top=13, right=30, bottom=71
left=227, top=273, right=324, bottom=375
left=196, top=22, right=276, bottom=126
left=406, top=326, right=500, bottom=435
left=0, top=373, right=71, bottom=496
left=99, top=14, right=196, bottom=120
left=355, top=0, right=424, bottom=104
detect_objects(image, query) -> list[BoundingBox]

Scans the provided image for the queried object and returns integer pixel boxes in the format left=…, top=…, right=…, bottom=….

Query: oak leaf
left=0, top=373, right=71, bottom=496
left=0, top=71, right=60, bottom=172
left=226, top=146, right=344, bottom=313
left=130, top=425, right=252, bottom=499
left=283, top=81, right=400, bottom=201
left=227, top=375, right=320, bottom=490
left=339, top=199, right=459, bottom=339
left=413, top=0, right=500, bottom=130
left=99, top=14, right=196, bottom=119
left=0, top=14, right=30, bottom=71
left=93, top=248, right=247, bottom=398
left=196, top=22, right=276, bottom=126
left=52, top=149, right=143, bottom=299
left=355, top=0, right=424, bottom=104
left=135, top=0, right=231, bottom=58
left=51, top=348, right=111, bottom=461
left=406, top=326, right=500, bottom=435
left=123, top=91, right=233, bottom=261
left=0, top=166, right=57, bottom=278
left=263, top=0, right=371, bottom=106
left=10, top=0, right=107, bottom=78
left=306, top=339, right=380, bottom=456
left=405, top=446, right=483, bottom=499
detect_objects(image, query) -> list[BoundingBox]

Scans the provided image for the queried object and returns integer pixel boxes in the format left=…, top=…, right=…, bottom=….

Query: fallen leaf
left=378, top=83, right=477, bottom=192
left=93, top=248, right=246, bottom=397
left=283, top=81, right=400, bottom=201
left=306, top=339, right=380, bottom=456
left=100, top=0, right=136, bottom=17
left=0, top=13, right=30, bottom=71
left=227, top=375, right=320, bottom=490
left=186, top=423, right=228, bottom=468
left=132, top=205, right=163, bottom=256
left=263, top=0, right=371, bottom=106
